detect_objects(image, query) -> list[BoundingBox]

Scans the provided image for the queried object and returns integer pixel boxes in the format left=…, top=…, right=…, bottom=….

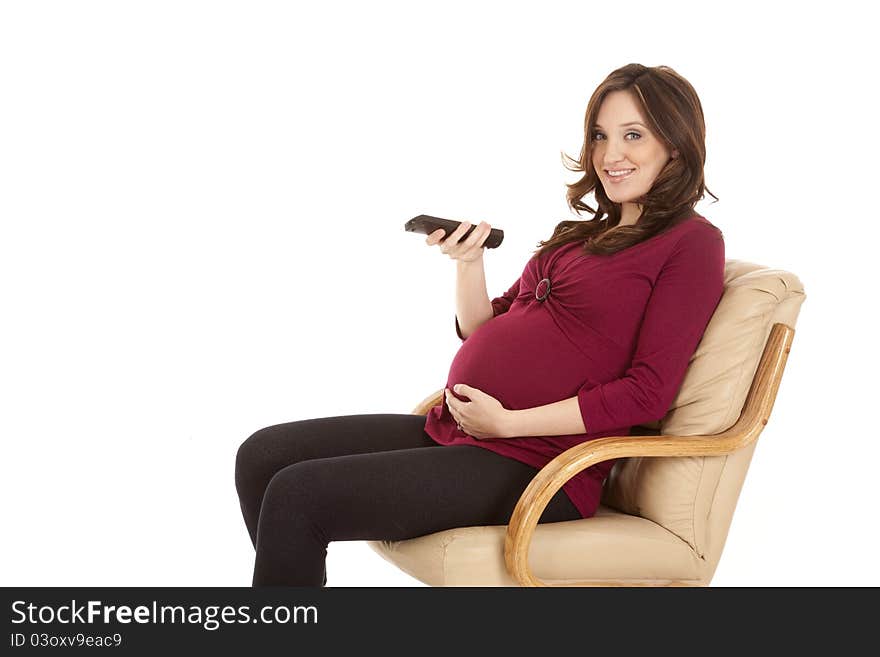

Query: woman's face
left=590, top=90, right=675, bottom=223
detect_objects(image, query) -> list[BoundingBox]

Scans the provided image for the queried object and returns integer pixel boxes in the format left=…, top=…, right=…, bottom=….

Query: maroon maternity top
left=423, top=212, right=725, bottom=518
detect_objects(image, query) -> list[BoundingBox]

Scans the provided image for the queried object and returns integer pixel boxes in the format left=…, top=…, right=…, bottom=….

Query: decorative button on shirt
left=535, top=277, right=552, bottom=301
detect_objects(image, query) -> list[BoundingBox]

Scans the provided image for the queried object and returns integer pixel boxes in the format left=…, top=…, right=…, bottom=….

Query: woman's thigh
left=259, top=442, right=581, bottom=545
left=236, top=413, right=438, bottom=491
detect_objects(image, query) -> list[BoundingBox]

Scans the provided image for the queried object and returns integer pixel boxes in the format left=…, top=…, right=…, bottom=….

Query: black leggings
left=234, top=413, right=581, bottom=586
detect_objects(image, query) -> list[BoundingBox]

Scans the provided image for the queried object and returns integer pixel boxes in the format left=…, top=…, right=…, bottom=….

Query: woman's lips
left=605, top=169, right=635, bottom=183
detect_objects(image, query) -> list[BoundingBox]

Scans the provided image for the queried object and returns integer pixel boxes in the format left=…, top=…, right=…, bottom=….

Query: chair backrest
left=600, top=259, right=805, bottom=577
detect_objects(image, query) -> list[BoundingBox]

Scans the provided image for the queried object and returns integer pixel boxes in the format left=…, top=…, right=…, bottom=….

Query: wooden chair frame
left=410, top=322, right=795, bottom=587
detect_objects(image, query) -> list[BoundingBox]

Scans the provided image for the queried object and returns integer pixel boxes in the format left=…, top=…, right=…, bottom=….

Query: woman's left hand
left=445, top=384, right=513, bottom=440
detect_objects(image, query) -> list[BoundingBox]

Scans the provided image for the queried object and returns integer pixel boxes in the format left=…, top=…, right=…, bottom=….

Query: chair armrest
left=504, top=321, right=796, bottom=586
left=411, top=389, right=446, bottom=417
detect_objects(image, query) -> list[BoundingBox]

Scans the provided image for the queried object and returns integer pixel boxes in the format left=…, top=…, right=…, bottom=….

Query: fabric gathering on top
left=423, top=212, right=726, bottom=519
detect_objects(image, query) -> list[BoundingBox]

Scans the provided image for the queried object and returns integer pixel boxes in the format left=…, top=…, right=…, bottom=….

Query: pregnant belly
left=446, top=311, right=593, bottom=410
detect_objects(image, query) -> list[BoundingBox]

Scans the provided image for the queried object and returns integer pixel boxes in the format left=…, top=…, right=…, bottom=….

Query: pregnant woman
left=235, top=62, right=725, bottom=587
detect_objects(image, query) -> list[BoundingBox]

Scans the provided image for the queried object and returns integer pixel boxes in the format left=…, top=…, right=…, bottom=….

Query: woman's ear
left=671, top=149, right=679, bottom=159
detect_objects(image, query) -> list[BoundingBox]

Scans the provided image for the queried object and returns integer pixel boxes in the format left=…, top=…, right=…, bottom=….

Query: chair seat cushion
left=368, top=505, right=704, bottom=586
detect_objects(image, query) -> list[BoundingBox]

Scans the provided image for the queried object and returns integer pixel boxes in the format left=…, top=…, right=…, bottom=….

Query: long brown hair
left=532, top=63, right=718, bottom=261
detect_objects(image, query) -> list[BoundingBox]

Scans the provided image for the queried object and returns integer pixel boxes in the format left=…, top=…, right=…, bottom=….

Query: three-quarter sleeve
left=576, top=225, right=726, bottom=433
left=455, top=276, right=521, bottom=341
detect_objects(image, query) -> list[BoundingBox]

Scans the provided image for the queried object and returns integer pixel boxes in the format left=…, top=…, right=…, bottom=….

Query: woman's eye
left=592, top=131, right=641, bottom=141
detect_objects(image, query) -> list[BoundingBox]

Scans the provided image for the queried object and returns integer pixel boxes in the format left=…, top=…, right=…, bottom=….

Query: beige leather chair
left=369, top=259, right=806, bottom=586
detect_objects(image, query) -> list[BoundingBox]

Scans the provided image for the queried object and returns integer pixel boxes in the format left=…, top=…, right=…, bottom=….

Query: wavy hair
left=532, top=63, right=718, bottom=260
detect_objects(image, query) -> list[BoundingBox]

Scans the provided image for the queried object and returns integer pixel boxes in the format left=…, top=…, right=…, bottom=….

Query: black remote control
left=404, top=214, right=504, bottom=248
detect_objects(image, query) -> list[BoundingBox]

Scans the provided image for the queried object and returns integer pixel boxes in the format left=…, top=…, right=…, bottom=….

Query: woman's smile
left=604, top=168, right=636, bottom=183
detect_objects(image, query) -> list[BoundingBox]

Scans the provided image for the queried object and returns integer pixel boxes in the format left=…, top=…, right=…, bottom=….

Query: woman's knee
left=235, top=425, right=288, bottom=495
left=257, top=461, right=332, bottom=536
left=262, top=460, right=326, bottom=506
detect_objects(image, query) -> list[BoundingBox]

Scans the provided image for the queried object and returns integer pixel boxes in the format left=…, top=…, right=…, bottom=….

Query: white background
left=1, top=0, right=877, bottom=587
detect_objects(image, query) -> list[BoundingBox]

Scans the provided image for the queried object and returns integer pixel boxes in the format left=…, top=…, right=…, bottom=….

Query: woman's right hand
left=425, top=220, right=493, bottom=263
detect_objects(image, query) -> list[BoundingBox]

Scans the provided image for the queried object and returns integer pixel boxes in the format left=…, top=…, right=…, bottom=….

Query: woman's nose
left=603, top=138, right=626, bottom=163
